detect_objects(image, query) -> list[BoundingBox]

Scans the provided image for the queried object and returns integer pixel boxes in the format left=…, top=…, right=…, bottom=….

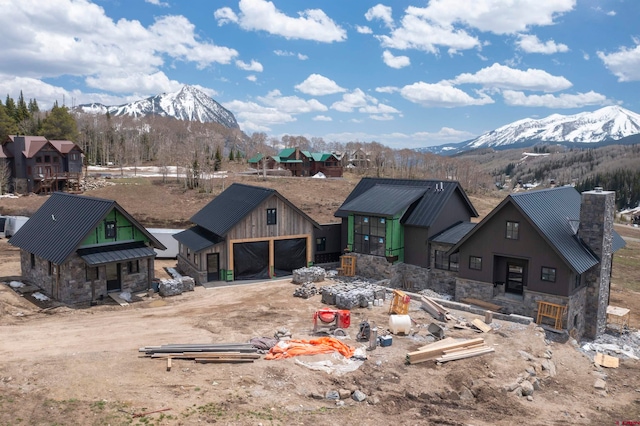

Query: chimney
left=577, top=188, right=615, bottom=339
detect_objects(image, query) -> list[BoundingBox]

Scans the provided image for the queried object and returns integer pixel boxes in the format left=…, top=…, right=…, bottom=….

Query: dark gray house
left=9, top=192, right=166, bottom=304
left=174, top=183, right=321, bottom=284
left=448, top=186, right=625, bottom=339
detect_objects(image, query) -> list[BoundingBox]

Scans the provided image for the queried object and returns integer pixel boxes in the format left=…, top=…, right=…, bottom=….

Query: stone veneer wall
left=177, top=254, right=207, bottom=284
left=578, top=190, right=615, bottom=339
left=20, top=250, right=152, bottom=304
left=566, top=286, right=587, bottom=340
left=454, top=278, right=494, bottom=302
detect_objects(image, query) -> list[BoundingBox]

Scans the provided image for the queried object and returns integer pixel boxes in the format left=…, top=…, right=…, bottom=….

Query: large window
left=541, top=266, right=556, bottom=282
left=353, top=215, right=386, bottom=256
left=267, top=208, right=277, bottom=225
left=105, top=221, right=116, bottom=239
left=506, top=221, right=519, bottom=240
left=434, top=250, right=449, bottom=270
left=449, top=253, right=459, bottom=272
left=86, top=266, right=99, bottom=281
left=469, top=256, right=482, bottom=270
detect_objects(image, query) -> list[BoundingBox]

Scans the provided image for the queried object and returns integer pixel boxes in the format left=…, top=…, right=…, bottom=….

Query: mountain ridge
left=75, top=85, right=239, bottom=129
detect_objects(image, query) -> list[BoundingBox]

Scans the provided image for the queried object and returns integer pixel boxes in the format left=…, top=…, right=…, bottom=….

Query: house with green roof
left=249, top=148, right=342, bottom=177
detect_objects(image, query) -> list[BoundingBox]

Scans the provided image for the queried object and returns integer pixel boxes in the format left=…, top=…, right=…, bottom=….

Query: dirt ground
left=1, top=239, right=639, bottom=425
left=1, top=175, right=640, bottom=425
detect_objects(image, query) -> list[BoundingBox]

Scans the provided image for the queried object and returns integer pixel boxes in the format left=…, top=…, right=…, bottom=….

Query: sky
left=1, top=0, right=639, bottom=149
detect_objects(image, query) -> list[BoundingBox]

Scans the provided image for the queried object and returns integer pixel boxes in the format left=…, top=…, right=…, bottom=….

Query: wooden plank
left=166, top=357, right=172, bottom=371
left=594, top=352, right=619, bottom=368
left=435, top=347, right=495, bottom=362
left=471, top=319, right=492, bottom=333
left=460, top=298, right=502, bottom=312
left=408, top=338, right=486, bottom=364
left=416, top=337, right=457, bottom=352
left=108, top=292, right=129, bottom=306
left=442, top=343, right=488, bottom=354
left=417, top=337, right=484, bottom=352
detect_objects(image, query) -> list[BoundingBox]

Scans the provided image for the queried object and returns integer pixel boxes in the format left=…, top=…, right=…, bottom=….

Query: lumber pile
left=140, top=343, right=261, bottom=365
left=460, top=298, right=502, bottom=312
left=406, top=337, right=494, bottom=364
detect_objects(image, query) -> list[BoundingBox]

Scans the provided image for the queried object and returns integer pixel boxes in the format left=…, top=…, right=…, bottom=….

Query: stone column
left=578, top=188, right=615, bottom=339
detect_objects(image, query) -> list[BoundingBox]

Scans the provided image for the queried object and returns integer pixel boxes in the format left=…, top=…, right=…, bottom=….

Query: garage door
left=274, top=238, right=307, bottom=277
left=233, top=241, right=269, bottom=280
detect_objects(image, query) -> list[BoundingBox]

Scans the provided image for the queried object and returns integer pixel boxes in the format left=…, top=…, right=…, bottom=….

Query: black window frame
left=469, top=256, right=482, bottom=271
left=86, top=266, right=99, bottom=281
left=506, top=221, right=519, bottom=240
left=35, top=156, right=42, bottom=163
left=574, top=274, right=581, bottom=289
left=128, top=260, right=139, bottom=274
left=44, top=155, right=51, bottom=163
left=352, top=215, right=386, bottom=256
left=30, top=253, right=36, bottom=269
left=316, top=237, right=326, bottom=252
left=541, top=266, right=556, bottom=282
left=449, top=252, right=459, bottom=272
left=266, top=208, right=277, bottom=225
left=105, top=221, right=116, bottom=239
left=434, top=250, right=449, bottom=270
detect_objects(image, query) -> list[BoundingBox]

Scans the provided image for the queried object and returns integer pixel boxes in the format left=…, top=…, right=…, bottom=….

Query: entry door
left=506, top=263, right=524, bottom=294
left=106, top=263, right=121, bottom=292
left=207, top=253, right=220, bottom=282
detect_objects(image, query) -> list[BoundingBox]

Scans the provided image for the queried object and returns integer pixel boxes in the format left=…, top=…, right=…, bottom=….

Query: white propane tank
left=388, top=314, right=411, bottom=334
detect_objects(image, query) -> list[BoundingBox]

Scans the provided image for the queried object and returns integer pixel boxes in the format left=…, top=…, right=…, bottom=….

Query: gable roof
left=190, top=183, right=321, bottom=238
left=450, top=186, right=626, bottom=274
left=9, top=192, right=165, bottom=264
left=431, top=221, right=477, bottom=245
left=335, top=178, right=478, bottom=227
left=340, top=185, right=427, bottom=216
left=173, top=226, right=224, bottom=252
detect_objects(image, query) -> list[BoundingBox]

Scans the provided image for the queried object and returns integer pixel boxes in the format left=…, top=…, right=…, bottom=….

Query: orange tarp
left=265, top=336, right=356, bottom=360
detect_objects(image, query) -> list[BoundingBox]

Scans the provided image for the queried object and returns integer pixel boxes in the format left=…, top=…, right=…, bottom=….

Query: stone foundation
left=177, top=255, right=207, bottom=284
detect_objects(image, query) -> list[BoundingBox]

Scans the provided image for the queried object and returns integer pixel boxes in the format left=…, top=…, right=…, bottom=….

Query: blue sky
left=1, top=0, right=639, bottom=148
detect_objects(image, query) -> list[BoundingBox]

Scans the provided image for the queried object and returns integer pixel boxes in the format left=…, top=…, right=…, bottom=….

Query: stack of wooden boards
left=140, top=343, right=260, bottom=368
left=406, top=337, right=494, bottom=364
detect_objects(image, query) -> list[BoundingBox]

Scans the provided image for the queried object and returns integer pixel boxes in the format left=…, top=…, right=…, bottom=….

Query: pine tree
left=41, top=102, right=78, bottom=140
left=28, top=98, right=40, bottom=114
left=0, top=102, right=18, bottom=141
left=214, top=146, right=222, bottom=171
left=4, top=95, right=16, bottom=123
left=228, top=149, right=234, bottom=162
left=15, top=91, right=30, bottom=123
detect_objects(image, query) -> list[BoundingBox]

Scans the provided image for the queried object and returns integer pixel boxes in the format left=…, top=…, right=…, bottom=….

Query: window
left=574, top=274, right=581, bottom=289
left=541, top=267, right=556, bottom=282
left=316, top=237, right=326, bottom=252
left=53, top=156, right=59, bottom=163
left=434, top=250, right=449, bottom=270
left=128, top=260, right=139, bottom=274
left=44, top=155, right=51, bottom=163
left=48, top=261, right=53, bottom=276
left=105, top=221, right=116, bottom=239
left=449, top=253, right=459, bottom=272
left=353, top=215, right=386, bottom=256
left=30, top=253, right=35, bottom=269
left=267, top=208, right=277, bottom=225
left=86, top=266, right=99, bottom=281
left=506, top=221, right=519, bottom=239
left=469, top=256, right=482, bottom=270
left=70, top=152, right=79, bottom=161
left=35, top=156, right=42, bottom=163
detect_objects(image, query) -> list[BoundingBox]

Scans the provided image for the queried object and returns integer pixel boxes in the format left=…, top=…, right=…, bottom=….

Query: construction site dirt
left=1, top=238, right=639, bottom=425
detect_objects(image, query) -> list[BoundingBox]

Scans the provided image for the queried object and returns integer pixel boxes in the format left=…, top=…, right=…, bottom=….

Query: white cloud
left=331, top=89, right=378, bottom=112
left=298, top=53, right=309, bottom=60
left=450, top=63, right=572, bottom=92
left=218, top=0, right=346, bottom=43
left=246, top=75, right=257, bottom=82
left=400, top=82, right=494, bottom=107
left=375, top=86, right=399, bottom=94
left=145, top=0, right=169, bottom=7
left=223, top=99, right=296, bottom=133
left=358, top=103, right=400, bottom=114
left=295, top=74, right=346, bottom=96
left=273, top=50, right=308, bottom=60
left=0, top=1, right=238, bottom=95
left=214, top=7, right=239, bottom=25
left=356, top=25, right=373, bottom=34
left=516, top=34, right=569, bottom=54
left=417, top=0, right=576, bottom=35
left=324, top=127, right=474, bottom=148
left=313, top=115, right=332, bottom=121
left=502, top=90, right=610, bottom=108
left=382, top=50, right=410, bottom=69
left=598, top=42, right=640, bottom=82
left=85, top=71, right=184, bottom=94
left=236, top=59, right=264, bottom=72
left=365, top=4, right=394, bottom=28
left=370, top=114, right=395, bottom=121
left=607, top=10, right=616, bottom=16
left=257, top=90, right=327, bottom=114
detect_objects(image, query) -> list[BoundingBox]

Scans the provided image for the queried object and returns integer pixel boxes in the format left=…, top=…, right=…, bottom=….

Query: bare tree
left=0, top=160, right=11, bottom=194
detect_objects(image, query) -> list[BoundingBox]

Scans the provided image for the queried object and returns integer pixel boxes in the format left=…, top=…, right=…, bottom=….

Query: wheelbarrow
left=427, top=323, right=445, bottom=340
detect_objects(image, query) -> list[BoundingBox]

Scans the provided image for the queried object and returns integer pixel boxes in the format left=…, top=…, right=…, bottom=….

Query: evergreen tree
left=214, top=146, right=222, bottom=171
left=228, top=149, right=234, bottom=162
left=0, top=102, right=18, bottom=141
left=4, top=95, right=16, bottom=123
left=28, top=98, right=40, bottom=114
left=15, top=91, right=30, bottom=123
left=41, top=102, right=78, bottom=140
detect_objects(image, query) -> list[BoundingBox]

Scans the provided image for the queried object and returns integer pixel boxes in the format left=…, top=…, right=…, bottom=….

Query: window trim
left=316, top=237, right=326, bottom=252
left=541, top=266, right=556, bottom=282
left=469, top=256, right=482, bottom=271
left=266, top=208, right=277, bottom=225
left=128, top=260, right=139, bottom=274
left=506, top=221, right=519, bottom=240
left=434, top=250, right=449, bottom=270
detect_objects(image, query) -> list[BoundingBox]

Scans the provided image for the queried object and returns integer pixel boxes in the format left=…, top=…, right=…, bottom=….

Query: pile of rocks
left=292, top=266, right=326, bottom=284
left=320, top=280, right=387, bottom=309
left=158, top=276, right=195, bottom=297
left=80, top=178, right=116, bottom=191
left=293, top=282, right=318, bottom=299
left=502, top=336, right=556, bottom=401
left=310, top=388, right=374, bottom=406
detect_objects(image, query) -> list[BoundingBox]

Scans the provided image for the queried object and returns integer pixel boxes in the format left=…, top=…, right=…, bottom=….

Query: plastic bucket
left=389, top=314, right=411, bottom=334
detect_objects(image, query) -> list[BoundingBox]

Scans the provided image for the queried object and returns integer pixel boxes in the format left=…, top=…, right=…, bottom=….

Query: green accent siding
left=347, top=215, right=354, bottom=251
left=386, top=215, right=404, bottom=262
left=80, top=208, right=149, bottom=246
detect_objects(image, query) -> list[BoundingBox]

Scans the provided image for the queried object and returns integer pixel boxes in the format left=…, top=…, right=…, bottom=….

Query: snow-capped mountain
left=418, top=106, right=640, bottom=155
left=468, top=105, right=640, bottom=149
left=76, top=85, right=239, bottom=129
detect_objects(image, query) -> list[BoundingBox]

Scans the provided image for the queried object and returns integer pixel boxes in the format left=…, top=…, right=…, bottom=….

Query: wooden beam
left=471, top=319, right=492, bottom=333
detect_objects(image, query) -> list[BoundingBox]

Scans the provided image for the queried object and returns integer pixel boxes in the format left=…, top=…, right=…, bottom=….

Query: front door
left=506, top=263, right=524, bottom=294
left=207, top=253, right=220, bottom=282
left=106, top=263, right=121, bottom=292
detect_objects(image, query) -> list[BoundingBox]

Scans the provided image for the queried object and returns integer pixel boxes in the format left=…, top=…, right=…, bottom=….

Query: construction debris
left=320, top=281, right=386, bottom=309
left=406, top=337, right=494, bottom=364
left=293, top=282, right=318, bottom=299
left=460, top=298, right=502, bottom=312
left=292, top=266, right=326, bottom=284
left=139, top=343, right=260, bottom=364
left=471, top=318, right=493, bottom=333
left=594, top=352, right=620, bottom=368
left=421, top=295, right=449, bottom=321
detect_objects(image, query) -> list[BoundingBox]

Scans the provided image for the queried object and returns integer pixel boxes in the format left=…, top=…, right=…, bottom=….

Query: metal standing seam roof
left=8, top=192, right=166, bottom=265
left=78, top=243, right=157, bottom=266
left=335, top=178, right=478, bottom=228
left=189, top=183, right=321, bottom=238
left=430, top=221, right=477, bottom=244
left=173, top=226, right=224, bottom=252
left=339, top=185, right=427, bottom=216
